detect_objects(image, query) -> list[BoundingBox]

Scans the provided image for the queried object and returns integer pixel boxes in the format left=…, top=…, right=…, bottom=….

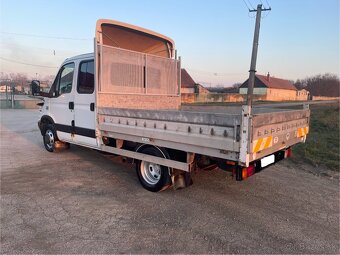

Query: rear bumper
left=236, top=148, right=292, bottom=181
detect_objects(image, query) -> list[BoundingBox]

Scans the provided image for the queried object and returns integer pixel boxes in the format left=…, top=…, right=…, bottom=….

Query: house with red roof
left=181, top=69, right=209, bottom=94
left=239, top=73, right=308, bottom=101
left=181, top=69, right=196, bottom=94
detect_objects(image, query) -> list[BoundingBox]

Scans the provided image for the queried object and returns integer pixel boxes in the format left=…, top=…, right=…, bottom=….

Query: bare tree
left=41, top=74, right=55, bottom=86
left=294, top=73, right=339, bottom=97
left=9, top=73, right=28, bottom=84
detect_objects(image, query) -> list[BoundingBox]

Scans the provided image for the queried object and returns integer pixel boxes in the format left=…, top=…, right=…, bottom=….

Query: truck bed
left=94, top=25, right=310, bottom=168
left=98, top=104, right=310, bottom=165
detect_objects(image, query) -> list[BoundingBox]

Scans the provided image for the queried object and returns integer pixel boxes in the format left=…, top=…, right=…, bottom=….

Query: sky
left=0, top=0, right=339, bottom=86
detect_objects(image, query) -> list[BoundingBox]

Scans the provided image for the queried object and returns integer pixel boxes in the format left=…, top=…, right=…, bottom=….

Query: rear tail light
left=284, top=148, right=292, bottom=158
left=242, top=165, right=255, bottom=180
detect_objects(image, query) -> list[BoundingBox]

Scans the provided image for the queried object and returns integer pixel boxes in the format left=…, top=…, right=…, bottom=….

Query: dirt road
left=1, top=109, right=339, bottom=254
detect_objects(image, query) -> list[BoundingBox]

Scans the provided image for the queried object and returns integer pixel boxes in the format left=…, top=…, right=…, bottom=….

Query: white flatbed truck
left=38, top=19, right=310, bottom=192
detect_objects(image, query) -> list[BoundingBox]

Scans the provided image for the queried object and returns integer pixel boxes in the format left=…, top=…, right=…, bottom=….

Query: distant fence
left=182, top=93, right=339, bottom=104
left=0, top=98, right=42, bottom=109
left=181, top=93, right=267, bottom=104
left=312, top=96, right=340, bottom=101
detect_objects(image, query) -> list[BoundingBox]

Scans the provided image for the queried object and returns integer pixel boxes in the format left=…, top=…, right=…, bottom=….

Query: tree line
left=0, top=73, right=54, bottom=87
left=293, top=73, right=339, bottom=97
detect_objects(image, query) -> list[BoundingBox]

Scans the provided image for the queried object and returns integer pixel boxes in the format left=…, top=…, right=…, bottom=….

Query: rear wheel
left=43, top=124, right=58, bottom=152
left=136, top=146, right=171, bottom=192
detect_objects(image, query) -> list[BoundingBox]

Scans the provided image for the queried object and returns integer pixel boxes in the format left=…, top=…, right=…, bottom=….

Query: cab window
left=58, top=63, right=75, bottom=95
left=77, top=60, right=94, bottom=94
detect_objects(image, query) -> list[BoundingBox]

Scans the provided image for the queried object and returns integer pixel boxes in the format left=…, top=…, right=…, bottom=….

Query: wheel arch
left=39, top=115, right=55, bottom=135
left=135, top=144, right=170, bottom=160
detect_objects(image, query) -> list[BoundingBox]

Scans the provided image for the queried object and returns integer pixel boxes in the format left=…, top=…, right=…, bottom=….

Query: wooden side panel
left=98, top=93, right=181, bottom=110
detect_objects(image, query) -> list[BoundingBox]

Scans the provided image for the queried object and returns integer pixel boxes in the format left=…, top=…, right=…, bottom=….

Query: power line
left=0, top=41, right=89, bottom=57
left=259, top=0, right=265, bottom=8
left=0, top=31, right=91, bottom=41
left=261, top=0, right=272, bottom=13
left=247, top=0, right=255, bottom=10
left=262, top=10, right=271, bottom=19
left=248, top=11, right=257, bottom=18
left=186, top=68, right=244, bottom=77
left=0, top=56, right=58, bottom=68
left=242, top=0, right=251, bottom=10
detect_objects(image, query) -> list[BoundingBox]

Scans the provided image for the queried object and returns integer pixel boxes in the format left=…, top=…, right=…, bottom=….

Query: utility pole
left=246, top=4, right=271, bottom=111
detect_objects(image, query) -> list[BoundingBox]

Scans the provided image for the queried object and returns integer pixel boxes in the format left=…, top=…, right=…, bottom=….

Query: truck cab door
left=49, top=62, right=75, bottom=142
left=73, top=59, right=97, bottom=147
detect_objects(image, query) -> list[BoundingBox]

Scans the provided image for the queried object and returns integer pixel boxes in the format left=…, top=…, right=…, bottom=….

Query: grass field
left=292, top=102, right=339, bottom=171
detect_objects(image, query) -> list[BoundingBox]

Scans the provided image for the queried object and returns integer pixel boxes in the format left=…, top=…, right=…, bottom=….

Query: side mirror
left=31, top=80, right=41, bottom=96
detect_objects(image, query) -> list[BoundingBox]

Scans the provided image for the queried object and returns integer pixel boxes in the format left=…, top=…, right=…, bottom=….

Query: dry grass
left=292, top=103, right=339, bottom=171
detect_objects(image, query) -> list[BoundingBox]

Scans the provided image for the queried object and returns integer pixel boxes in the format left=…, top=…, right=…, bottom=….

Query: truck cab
left=39, top=53, right=98, bottom=149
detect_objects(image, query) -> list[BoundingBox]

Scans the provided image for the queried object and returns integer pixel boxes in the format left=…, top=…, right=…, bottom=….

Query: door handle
left=90, top=103, right=95, bottom=111
left=69, top=102, right=74, bottom=110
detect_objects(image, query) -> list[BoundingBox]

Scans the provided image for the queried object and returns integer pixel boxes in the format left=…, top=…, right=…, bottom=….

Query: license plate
left=261, top=154, right=275, bottom=167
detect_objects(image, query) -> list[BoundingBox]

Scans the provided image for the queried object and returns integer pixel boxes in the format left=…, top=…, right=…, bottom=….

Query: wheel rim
left=140, top=161, right=161, bottom=185
left=44, top=129, right=54, bottom=150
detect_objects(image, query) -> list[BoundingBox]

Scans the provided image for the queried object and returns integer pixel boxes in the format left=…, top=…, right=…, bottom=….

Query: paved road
left=1, top=109, right=339, bottom=254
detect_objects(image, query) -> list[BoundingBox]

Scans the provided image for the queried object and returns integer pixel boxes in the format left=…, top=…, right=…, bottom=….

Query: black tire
left=135, top=146, right=171, bottom=192
left=43, top=124, right=58, bottom=152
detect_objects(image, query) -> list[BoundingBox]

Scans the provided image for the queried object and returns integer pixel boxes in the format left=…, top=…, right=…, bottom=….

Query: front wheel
left=43, top=124, right=58, bottom=152
left=136, top=146, right=171, bottom=192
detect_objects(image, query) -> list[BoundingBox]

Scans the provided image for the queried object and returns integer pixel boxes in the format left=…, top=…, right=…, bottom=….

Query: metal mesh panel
left=101, top=46, right=144, bottom=94
left=100, top=45, right=179, bottom=95
left=146, top=55, right=178, bottom=95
